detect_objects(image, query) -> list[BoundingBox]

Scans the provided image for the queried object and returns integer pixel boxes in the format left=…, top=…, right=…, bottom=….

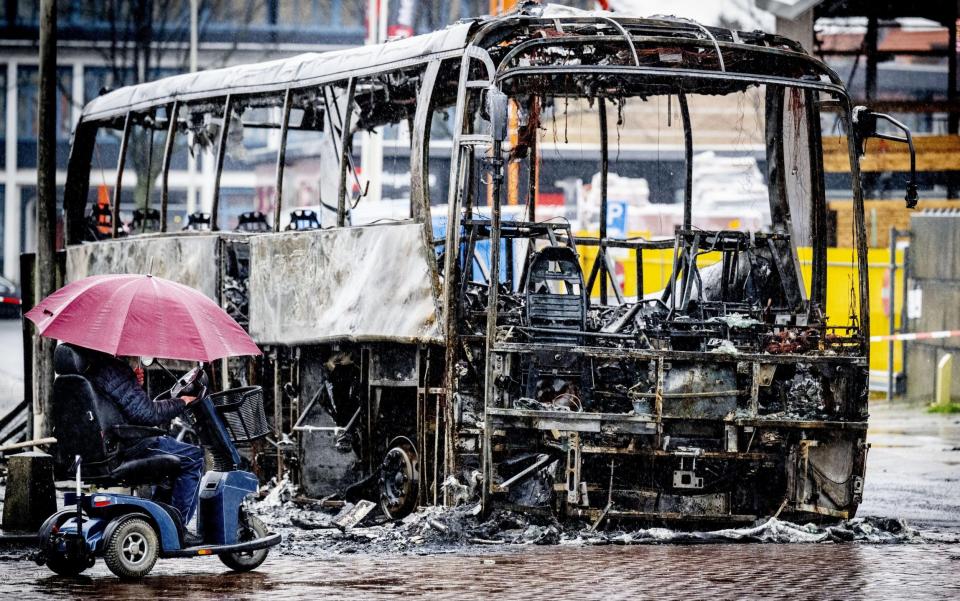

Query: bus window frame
left=482, top=64, right=869, bottom=344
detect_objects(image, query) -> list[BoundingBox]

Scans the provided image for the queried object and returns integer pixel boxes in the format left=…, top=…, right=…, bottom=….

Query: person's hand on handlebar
left=181, top=395, right=198, bottom=405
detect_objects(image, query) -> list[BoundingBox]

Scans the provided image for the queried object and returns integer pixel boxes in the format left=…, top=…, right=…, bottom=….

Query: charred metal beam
left=493, top=341, right=869, bottom=366
left=678, top=92, right=693, bottom=230
left=527, top=96, right=540, bottom=223
left=493, top=453, right=552, bottom=492
left=839, top=98, right=872, bottom=356
left=482, top=137, right=504, bottom=510
left=678, top=232, right=700, bottom=313
left=337, top=78, right=357, bottom=227
left=273, top=88, right=293, bottom=233
left=765, top=87, right=790, bottom=229
left=485, top=407, right=656, bottom=434
left=496, top=65, right=847, bottom=98
left=807, top=91, right=827, bottom=306
left=159, top=100, right=179, bottom=233
left=211, top=94, right=234, bottom=231
left=574, top=236, right=674, bottom=250
left=112, top=112, right=132, bottom=238
left=636, top=248, right=643, bottom=298
left=662, top=232, right=682, bottom=307
left=442, top=51, right=481, bottom=506
left=598, top=96, right=609, bottom=305
left=411, top=60, right=442, bottom=223
left=143, top=115, right=155, bottom=217
left=64, top=121, right=96, bottom=245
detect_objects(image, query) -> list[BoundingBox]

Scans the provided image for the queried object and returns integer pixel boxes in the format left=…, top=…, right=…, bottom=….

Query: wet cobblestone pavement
left=2, top=402, right=957, bottom=600
left=3, top=543, right=960, bottom=600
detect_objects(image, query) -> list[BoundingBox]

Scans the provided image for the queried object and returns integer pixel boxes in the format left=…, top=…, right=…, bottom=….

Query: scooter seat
left=106, top=454, right=182, bottom=485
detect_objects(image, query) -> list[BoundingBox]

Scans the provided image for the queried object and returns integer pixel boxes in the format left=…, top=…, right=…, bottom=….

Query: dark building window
left=205, top=0, right=269, bottom=26
left=84, top=66, right=135, bottom=104
left=277, top=0, right=364, bottom=28
left=17, top=65, right=73, bottom=169
left=0, top=67, right=6, bottom=168
left=0, top=185, right=5, bottom=268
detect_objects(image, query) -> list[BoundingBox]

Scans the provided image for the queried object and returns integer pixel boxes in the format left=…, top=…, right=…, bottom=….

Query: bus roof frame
left=78, top=4, right=844, bottom=125
left=80, top=22, right=474, bottom=122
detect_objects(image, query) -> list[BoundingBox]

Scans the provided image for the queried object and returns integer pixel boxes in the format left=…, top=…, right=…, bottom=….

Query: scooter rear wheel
left=219, top=513, right=269, bottom=572
left=46, top=553, right=89, bottom=577
left=103, top=517, right=159, bottom=579
left=39, top=510, right=91, bottom=577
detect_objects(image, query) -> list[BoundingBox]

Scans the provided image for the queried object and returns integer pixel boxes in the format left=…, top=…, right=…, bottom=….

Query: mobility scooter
left=35, top=344, right=281, bottom=578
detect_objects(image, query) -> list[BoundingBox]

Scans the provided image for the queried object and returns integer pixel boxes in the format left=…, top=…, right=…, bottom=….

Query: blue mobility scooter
left=36, top=345, right=281, bottom=578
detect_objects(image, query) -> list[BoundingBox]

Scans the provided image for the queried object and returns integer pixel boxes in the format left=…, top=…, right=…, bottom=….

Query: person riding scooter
left=85, top=349, right=204, bottom=534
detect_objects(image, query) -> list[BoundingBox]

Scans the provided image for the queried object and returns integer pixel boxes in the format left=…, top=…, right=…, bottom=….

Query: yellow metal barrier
left=577, top=235, right=903, bottom=373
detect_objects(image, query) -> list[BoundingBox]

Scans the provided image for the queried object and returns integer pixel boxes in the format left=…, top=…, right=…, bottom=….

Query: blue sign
left=606, top=200, right=628, bottom=239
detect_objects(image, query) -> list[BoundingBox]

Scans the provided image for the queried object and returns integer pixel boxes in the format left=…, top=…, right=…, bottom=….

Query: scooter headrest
left=54, top=344, right=89, bottom=375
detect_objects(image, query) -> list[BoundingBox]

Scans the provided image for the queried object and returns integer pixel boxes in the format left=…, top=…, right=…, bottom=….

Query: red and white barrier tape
left=870, top=330, right=960, bottom=343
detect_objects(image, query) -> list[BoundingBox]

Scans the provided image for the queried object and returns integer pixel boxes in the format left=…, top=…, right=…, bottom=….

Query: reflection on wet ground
left=7, top=543, right=960, bottom=600
left=4, top=402, right=959, bottom=599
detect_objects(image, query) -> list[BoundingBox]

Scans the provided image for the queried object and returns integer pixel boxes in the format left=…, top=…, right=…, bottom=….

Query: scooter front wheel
left=219, top=513, right=269, bottom=572
left=103, top=517, right=159, bottom=579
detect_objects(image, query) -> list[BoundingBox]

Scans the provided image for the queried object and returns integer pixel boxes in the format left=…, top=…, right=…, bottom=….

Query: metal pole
left=865, top=13, right=878, bottom=103
left=190, top=0, right=198, bottom=74
left=598, top=97, right=609, bottom=305
left=187, top=0, right=199, bottom=214
left=948, top=5, right=958, bottom=198
left=34, top=0, right=57, bottom=439
left=900, top=236, right=911, bottom=383
left=361, top=0, right=382, bottom=207
left=948, top=3, right=958, bottom=135
left=20, top=253, right=35, bottom=441
left=887, top=227, right=897, bottom=401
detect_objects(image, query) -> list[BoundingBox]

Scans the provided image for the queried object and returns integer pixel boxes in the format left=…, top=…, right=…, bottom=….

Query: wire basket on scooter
left=209, top=386, right=270, bottom=443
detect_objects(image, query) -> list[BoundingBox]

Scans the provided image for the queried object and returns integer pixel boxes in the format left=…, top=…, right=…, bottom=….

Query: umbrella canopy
left=25, top=274, right=261, bottom=362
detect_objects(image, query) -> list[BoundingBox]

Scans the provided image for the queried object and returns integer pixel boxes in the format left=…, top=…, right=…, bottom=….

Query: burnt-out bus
left=55, top=4, right=918, bottom=524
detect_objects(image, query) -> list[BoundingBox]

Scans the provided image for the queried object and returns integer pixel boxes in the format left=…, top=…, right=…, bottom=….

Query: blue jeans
left=142, top=436, right=204, bottom=524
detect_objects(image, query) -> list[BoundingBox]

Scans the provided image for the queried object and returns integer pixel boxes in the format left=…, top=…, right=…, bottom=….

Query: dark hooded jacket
left=87, top=355, right=185, bottom=426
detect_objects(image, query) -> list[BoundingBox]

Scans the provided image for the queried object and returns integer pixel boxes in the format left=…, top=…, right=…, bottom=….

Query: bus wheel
left=378, top=438, right=419, bottom=520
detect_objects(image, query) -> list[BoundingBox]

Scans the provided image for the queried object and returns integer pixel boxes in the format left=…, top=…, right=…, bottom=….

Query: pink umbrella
left=25, top=274, right=261, bottom=362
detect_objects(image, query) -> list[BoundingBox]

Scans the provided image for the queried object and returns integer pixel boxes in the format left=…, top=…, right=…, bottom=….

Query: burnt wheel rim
left=379, top=443, right=419, bottom=519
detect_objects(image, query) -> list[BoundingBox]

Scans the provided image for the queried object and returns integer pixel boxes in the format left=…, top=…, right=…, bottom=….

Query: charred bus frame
left=54, top=6, right=914, bottom=525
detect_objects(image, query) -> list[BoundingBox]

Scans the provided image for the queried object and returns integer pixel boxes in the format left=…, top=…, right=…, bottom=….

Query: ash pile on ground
left=250, top=479, right=934, bottom=557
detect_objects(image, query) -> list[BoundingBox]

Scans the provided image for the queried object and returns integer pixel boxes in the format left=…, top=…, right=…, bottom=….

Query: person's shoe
left=182, top=531, right=204, bottom=547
